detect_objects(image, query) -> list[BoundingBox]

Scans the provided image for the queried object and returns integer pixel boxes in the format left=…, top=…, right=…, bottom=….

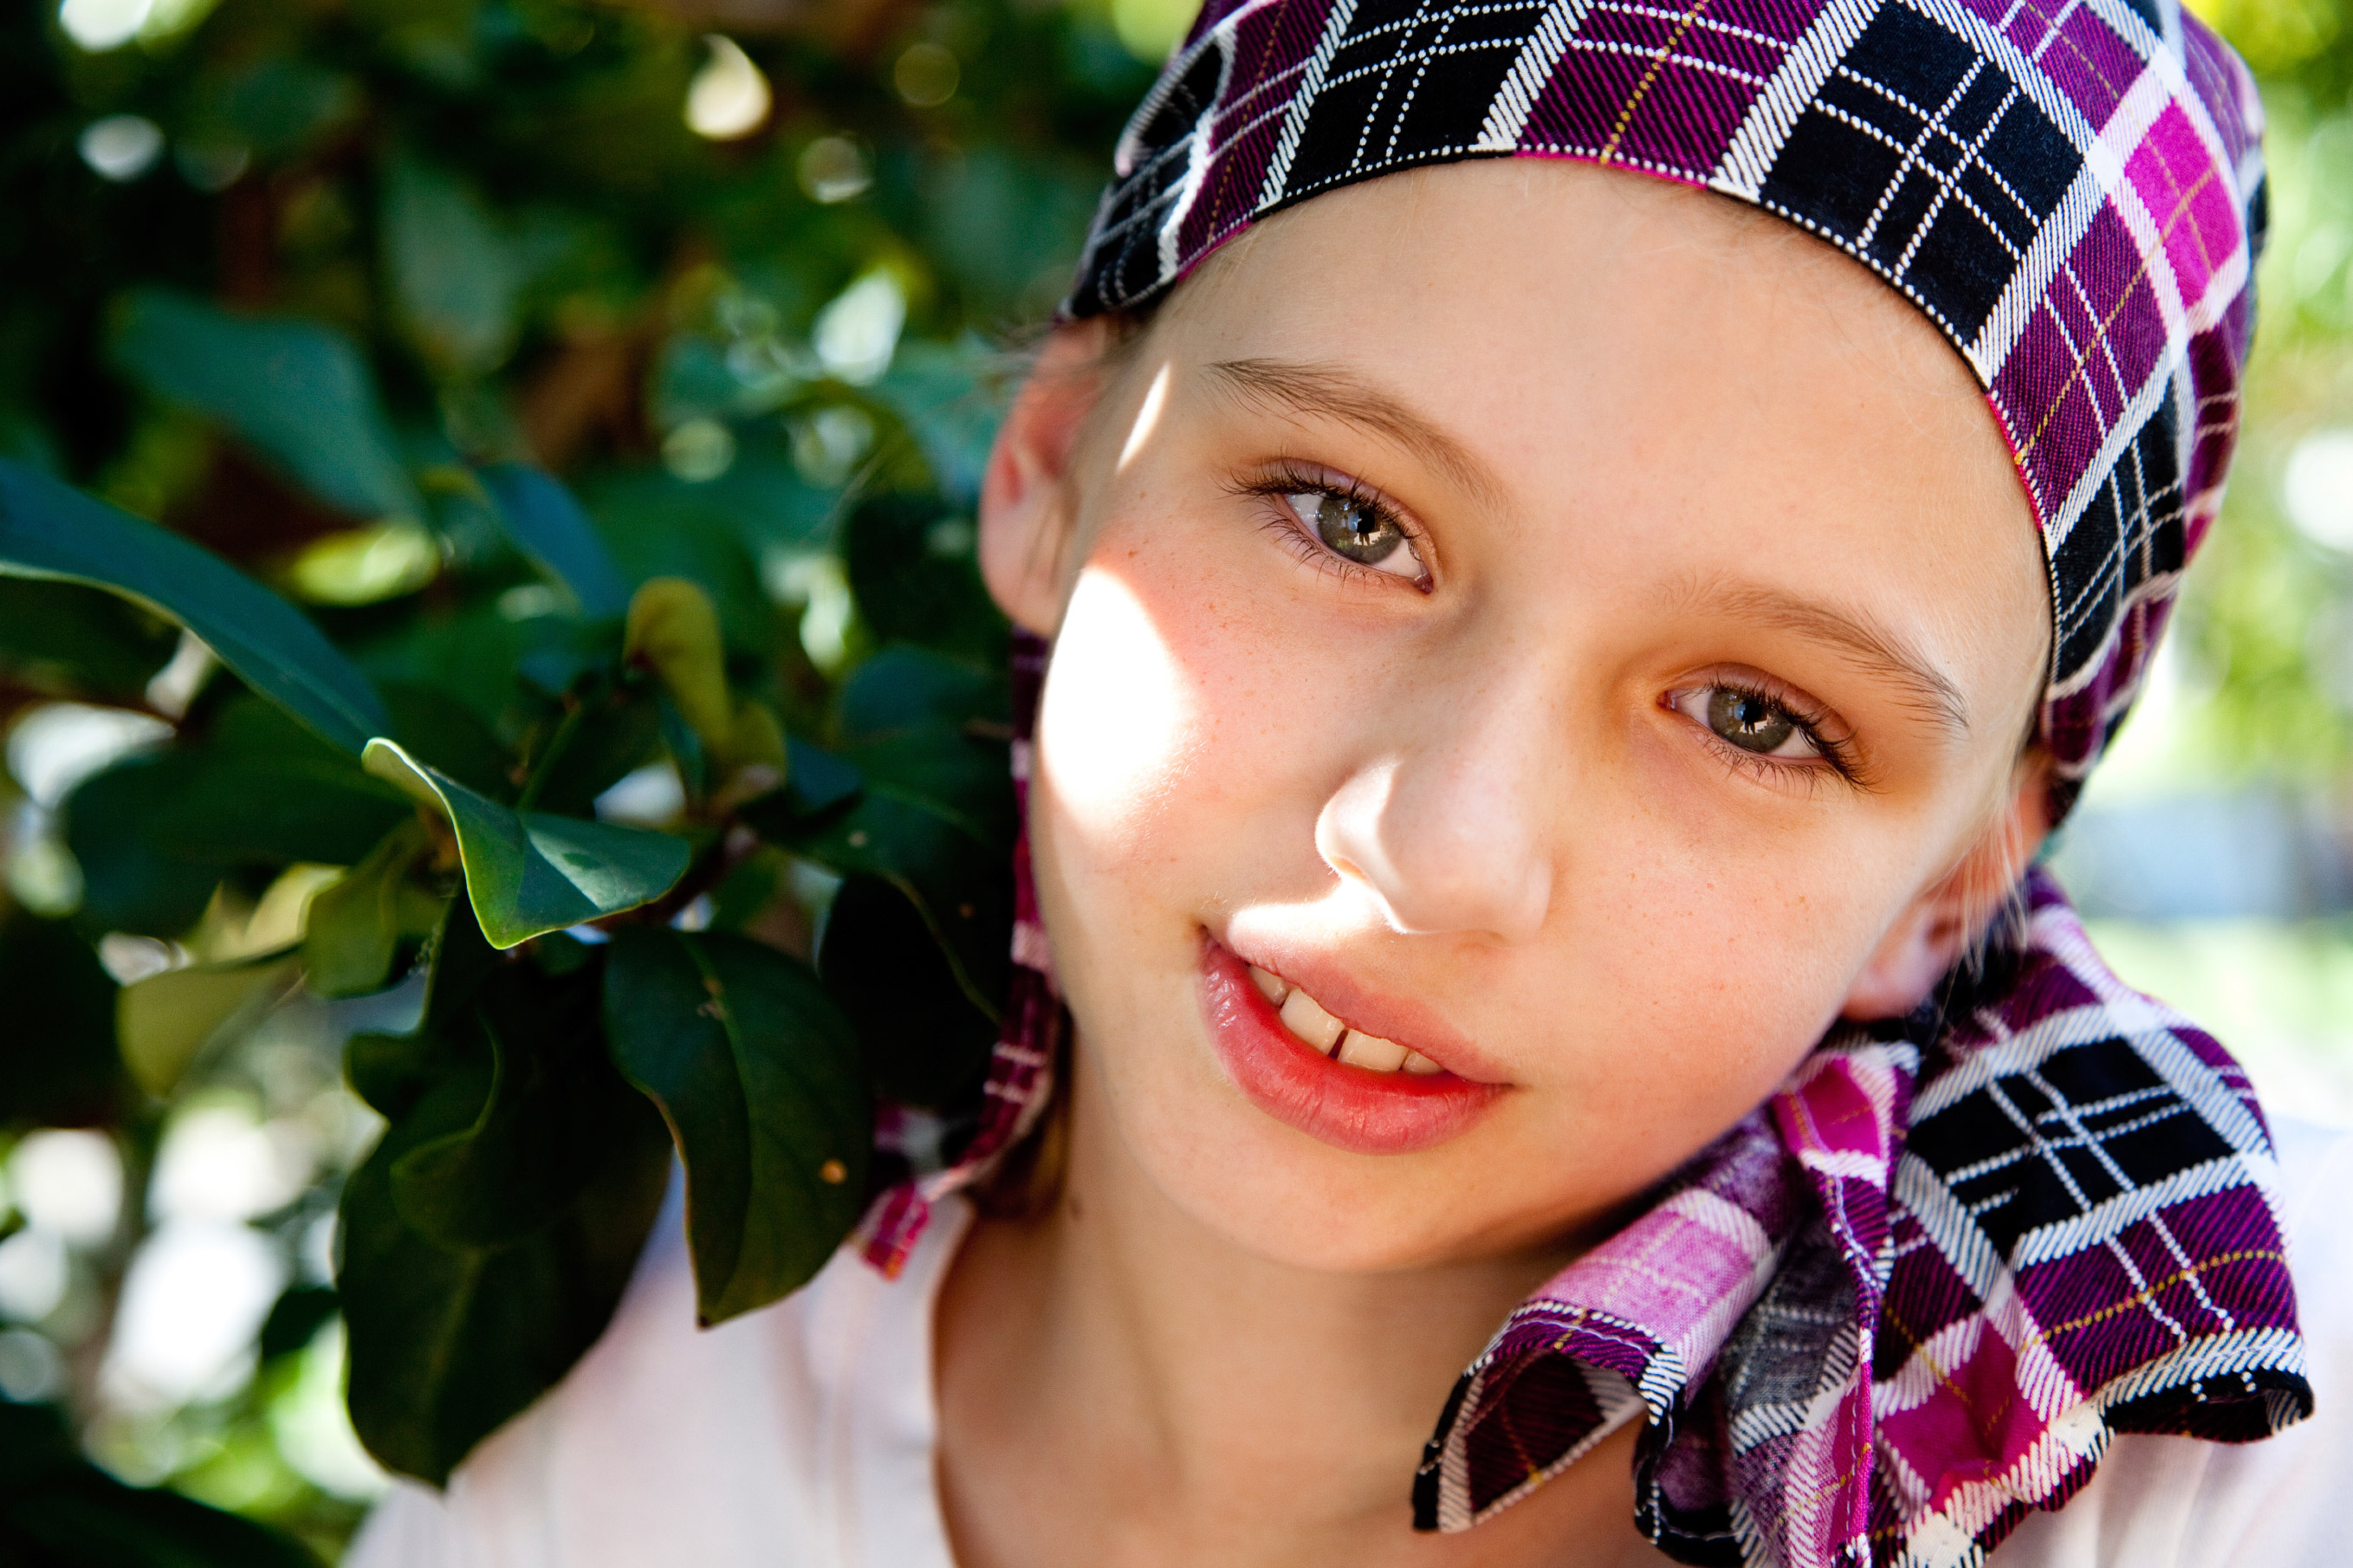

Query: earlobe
left=1839, top=753, right=2053, bottom=1021
left=978, top=321, right=1122, bottom=637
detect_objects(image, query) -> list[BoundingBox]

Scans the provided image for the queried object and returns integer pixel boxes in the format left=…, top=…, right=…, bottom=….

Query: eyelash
left=1230, top=463, right=1430, bottom=589
left=1675, top=675, right=1874, bottom=794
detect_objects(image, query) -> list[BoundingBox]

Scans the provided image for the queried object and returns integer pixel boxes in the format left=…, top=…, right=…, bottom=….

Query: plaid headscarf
left=1060, top=0, right=2270, bottom=806
left=859, top=636, right=2311, bottom=1568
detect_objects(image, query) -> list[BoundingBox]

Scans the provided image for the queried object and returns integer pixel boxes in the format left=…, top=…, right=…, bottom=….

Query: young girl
left=347, top=0, right=2349, bottom=1563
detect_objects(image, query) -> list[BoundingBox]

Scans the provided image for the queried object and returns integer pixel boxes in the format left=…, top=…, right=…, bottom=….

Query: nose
left=1313, top=683, right=1556, bottom=944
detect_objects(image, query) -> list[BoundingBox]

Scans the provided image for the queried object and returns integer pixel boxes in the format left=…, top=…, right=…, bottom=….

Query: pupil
left=1708, top=690, right=1795, bottom=755
left=1316, top=495, right=1400, bottom=564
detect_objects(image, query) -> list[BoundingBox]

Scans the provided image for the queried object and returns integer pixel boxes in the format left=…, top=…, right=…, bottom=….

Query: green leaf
left=62, top=756, right=224, bottom=936
left=387, top=941, right=642, bottom=1249
left=340, top=902, right=673, bottom=1486
left=117, top=954, right=301, bottom=1098
left=0, top=458, right=393, bottom=755
left=840, top=492, right=1008, bottom=667
left=110, top=289, right=419, bottom=520
left=0, top=580, right=178, bottom=705
left=604, top=929, right=869, bottom=1324
left=872, top=337, right=1008, bottom=506
left=0, top=912, right=125, bottom=1128
left=340, top=1054, right=670, bottom=1487
left=478, top=464, right=632, bottom=620
left=742, top=648, right=1015, bottom=1017
left=819, top=875, right=996, bottom=1109
left=383, top=157, right=526, bottom=377
left=363, top=738, right=690, bottom=949
left=146, top=756, right=412, bottom=865
left=302, top=821, right=446, bottom=999
left=0, top=1400, right=320, bottom=1568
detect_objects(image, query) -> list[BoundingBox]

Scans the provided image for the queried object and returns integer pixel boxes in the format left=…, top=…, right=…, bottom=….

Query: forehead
left=1125, top=158, right=2050, bottom=727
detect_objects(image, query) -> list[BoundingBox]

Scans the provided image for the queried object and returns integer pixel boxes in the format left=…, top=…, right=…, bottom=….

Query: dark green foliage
left=820, top=875, right=997, bottom=1109
left=0, top=1401, right=321, bottom=1568
left=340, top=904, right=674, bottom=1485
left=0, top=458, right=392, bottom=755
left=0, top=579, right=178, bottom=704
left=605, top=929, right=870, bottom=1323
left=841, top=490, right=1008, bottom=665
left=0, top=910, right=125, bottom=1128
left=0, top=0, right=1125, bottom=1552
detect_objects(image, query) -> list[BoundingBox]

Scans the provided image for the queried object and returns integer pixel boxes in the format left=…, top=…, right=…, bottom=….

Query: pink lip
left=1198, top=936, right=1507, bottom=1156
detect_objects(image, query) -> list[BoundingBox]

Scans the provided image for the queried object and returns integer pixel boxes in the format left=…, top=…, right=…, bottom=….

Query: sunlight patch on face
left=1118, top=361, right=1173, bottom=474
left=1039, top=567, right=1191, bottom=841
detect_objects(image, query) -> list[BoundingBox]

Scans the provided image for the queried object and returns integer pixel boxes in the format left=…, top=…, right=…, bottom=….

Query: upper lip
left=1215, top=930, right=1510, bottom=1085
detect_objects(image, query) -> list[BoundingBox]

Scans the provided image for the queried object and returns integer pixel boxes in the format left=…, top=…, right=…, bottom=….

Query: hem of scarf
left=1861, top=1359, right=2314, bottom=1568
left=1410, top=1309, right=1661, bottom=1532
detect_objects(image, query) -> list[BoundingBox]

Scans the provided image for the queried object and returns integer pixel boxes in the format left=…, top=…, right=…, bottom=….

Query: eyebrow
left=1202, top=358, right=1509, bottom=514
left=1676, top=580, right=1969, bottom=736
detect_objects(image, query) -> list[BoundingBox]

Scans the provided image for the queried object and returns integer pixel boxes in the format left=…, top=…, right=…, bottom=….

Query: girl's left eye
left=1284, top=490, right=1423, bottom=580
left=1669, top=685, right=1824, bottom=761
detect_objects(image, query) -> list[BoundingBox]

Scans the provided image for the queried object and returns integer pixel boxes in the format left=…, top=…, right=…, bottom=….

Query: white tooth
left=1338, top=1032, right=1410, bottom=1072
left=1400, top=1051, right=1442, bottom=1075
left=1248, top=965, right=1289, bottom=1005
left=1279, top=988, right=1345, bottom=1053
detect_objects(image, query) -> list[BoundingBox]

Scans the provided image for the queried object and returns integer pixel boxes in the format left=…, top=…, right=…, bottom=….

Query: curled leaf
left=362, top=737, right=690, bottom=949
left=624, top=577, right=732, bottom=751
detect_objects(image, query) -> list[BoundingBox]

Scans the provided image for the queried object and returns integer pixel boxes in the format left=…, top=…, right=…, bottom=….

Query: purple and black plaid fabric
left=861, top=636, right=2309, bottom=1568
left=1416, top=868, right=2306, bottom=1566
left=1061, top=0, right=2269, bottom=805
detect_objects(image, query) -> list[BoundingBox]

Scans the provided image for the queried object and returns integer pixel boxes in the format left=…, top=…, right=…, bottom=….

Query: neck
left=937, top=1046, right=1642, bottom=1568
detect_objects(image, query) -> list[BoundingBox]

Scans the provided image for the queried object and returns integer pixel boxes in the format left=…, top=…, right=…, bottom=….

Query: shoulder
left=1993, top=1121, right=2353, bottom=1568
left=341, top=1179, right=969, bottom=1568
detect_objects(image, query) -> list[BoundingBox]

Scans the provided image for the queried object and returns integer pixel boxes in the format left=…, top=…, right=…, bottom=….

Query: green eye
left=1287, top=490, right=1421, bottom=579
left=1707, top=689, right=1800, bottom=755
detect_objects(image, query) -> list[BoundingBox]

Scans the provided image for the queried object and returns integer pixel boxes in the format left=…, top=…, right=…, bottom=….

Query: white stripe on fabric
left=1257, top=0, right=1366, bottom=208
left=1713, top=0, right=1882, bottom=198
left=1472, top=0, right=1598, bottom=151
left=1160, top=27, right=1242, bottom=281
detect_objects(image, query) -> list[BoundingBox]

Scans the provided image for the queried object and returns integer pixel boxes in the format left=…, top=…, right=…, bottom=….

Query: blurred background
left=0, top=0, right=2345, bottom=1558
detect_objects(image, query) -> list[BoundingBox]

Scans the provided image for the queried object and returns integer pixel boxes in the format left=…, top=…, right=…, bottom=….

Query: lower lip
left=1198, top=937, right=1507, bottom=1156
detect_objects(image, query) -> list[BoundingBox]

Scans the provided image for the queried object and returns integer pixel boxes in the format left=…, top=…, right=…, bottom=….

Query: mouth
left=1197, top=936, right=1507, bottom=1156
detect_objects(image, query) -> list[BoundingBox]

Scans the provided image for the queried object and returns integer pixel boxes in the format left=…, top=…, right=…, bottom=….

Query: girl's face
left=983, top=160, right=2052, bottom=1272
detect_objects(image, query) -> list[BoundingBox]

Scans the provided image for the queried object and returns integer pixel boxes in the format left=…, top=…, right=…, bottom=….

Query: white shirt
left=345, top=1124, right=2353, bottom=1567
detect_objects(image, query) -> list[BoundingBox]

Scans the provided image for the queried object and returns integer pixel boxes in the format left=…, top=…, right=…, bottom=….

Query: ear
left=1840, top=752, right=2054, bottom=1020
left=978, top=319, right=1124, bottom=637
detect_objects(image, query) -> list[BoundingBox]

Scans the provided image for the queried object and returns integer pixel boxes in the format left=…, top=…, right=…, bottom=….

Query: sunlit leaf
left=604, top=929, right=868, bottom=1324
left=624, top=577, right=734, bottom=750
left=117, top=953, right=301, bottom=1098
left=303, top=820, right=446, bottom=999
left=362, top=738, right=690, bottom=949
left=0, top=458, right=393, bottom=755
left=110, top=289, right=419, bottom=521
left=286, top=519, right=441, bottom=606
left=479, top=464, right=632, bottom=620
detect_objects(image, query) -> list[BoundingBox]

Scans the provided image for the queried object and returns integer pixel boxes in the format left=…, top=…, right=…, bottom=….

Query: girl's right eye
left=1281, top=489, right=1424, bottom=581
